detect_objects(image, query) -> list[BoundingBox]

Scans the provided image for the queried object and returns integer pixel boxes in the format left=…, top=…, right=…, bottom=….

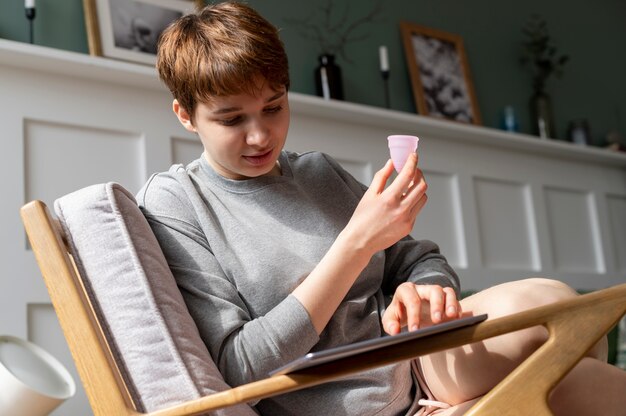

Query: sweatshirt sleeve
left=382, top=236, right=461, bottom=298
left=137, top=174, right=319, bottom=389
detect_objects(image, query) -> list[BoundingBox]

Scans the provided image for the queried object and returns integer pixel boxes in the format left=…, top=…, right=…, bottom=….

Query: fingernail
left=433, top=312, right=442, bottom=321
left=411, top=325, right=418, bottom=331
left=447, top=306, right=456, bottom=316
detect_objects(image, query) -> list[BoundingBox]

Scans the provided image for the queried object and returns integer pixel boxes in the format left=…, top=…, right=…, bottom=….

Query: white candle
left=320, top=67, right=330, bottom=100
left=379, top=45, right=389, bottom=72
left=25, top=0, right=35, bottom=8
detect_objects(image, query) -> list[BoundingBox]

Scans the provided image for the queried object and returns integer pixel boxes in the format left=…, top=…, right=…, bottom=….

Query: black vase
left=314, top=54, right=344, bottom=100
left=529, top=91, right=556, bottom=139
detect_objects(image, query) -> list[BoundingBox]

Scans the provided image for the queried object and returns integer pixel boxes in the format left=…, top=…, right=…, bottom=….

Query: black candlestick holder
left=26, top=7, right=36, bottom=44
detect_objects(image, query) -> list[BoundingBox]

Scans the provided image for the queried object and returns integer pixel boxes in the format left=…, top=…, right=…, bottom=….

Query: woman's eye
left=264, top=105, right=283, bottom=114
left=220, top=116, right=242, bottom=126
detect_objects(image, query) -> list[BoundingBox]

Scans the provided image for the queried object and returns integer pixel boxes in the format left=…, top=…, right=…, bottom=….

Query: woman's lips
left=242, top=149, right=274, bottom=166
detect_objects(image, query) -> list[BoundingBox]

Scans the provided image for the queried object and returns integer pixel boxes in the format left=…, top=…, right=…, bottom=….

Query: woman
left=137, top=3, right=626, bottom=415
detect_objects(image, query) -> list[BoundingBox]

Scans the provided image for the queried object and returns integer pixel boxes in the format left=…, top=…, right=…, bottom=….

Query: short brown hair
left=157, top=1, right=289, bottom=120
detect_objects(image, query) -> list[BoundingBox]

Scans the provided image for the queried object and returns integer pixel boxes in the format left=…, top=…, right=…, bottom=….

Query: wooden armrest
left=142, top=284, right=626, bottom=416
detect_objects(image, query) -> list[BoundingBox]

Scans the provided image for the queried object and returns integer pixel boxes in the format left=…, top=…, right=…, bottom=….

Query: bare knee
left=423, top=279, right=571, bottom=404
left=510, top=278, right=578, bottom=310
left=463, top=277, right=577, bottom=318
left=462, top=278, right=607, bottom=361
left=460, top=278, right=577, bottom=353
left=521, top=278, right=608, bottom=361
left=522, top=277, right=578, bottom=296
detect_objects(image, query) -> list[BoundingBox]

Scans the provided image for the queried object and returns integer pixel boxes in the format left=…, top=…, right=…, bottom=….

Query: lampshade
left=0, top=335, right=75, bottom=416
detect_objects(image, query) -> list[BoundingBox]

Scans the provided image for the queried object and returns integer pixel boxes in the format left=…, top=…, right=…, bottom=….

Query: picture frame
left=400, top=21, right=481, bottom=125
left=83, top=0, right=199, bottom=65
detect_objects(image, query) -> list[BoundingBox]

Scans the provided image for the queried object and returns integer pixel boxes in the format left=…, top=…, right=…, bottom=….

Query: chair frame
left=21, top=199, right=626, bottom=416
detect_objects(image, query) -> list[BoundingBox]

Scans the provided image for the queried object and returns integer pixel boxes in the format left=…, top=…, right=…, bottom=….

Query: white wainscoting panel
left=607, top=195, right=626, bottom=273
left=473, top=178, right=540, bottom=271
left=24, top=118, right=146, bottom=207
left=544, top=187, right=605, bottom=274
left=414, top=171, right=466, bottom=268
left=171, top=136, right=204, bottom=166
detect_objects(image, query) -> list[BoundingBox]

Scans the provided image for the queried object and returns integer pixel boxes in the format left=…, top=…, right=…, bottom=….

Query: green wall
left=2, top=0, right=625, bottom=146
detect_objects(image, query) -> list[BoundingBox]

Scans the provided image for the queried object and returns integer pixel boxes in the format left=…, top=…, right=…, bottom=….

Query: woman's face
left=174, top=81, right=290, bottom=180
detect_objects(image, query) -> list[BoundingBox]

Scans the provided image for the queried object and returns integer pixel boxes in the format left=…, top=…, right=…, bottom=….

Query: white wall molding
left=2, top=39, right=625, bottom=168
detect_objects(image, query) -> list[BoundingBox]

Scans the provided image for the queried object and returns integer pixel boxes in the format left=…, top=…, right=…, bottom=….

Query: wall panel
left=606, top=194, right=626, bottom=274
left=474, top=178, right=539, bottom=271
left=544, top=187, right=604, bottom=274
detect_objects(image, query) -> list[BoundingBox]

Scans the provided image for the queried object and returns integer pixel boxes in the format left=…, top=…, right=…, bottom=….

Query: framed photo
left=400, top=21, right=481, bottom=125
left=83, top=0, right=198, bottom=65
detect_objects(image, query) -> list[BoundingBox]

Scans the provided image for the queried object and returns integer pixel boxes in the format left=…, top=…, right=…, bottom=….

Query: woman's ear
left=173, top=99, right=196, bottom=132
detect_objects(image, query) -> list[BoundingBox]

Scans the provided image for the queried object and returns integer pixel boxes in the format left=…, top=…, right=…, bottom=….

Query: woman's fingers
left=389, top=153, right=427, bottom=216
left=369, top=159, right=395, bottom=194
left=404, top=285, right=423, bottom=331
left=348, top=154, right=427, bottom=256
left=418, top=286, right=460, bottom=323
left=381, top=297, right=403, bottom=335
left=444, top=287, right=461, bottom=318
left=383, top=285, right=461, bottom=334
left=416, top=285, right=461, bottom=325
left=382, top=282, right=423, bottom=334
left=404, top=169, right=427, bottom=200
left=388, top=153, right=418, bottom=196
left=409, top=192, right=428, bottom=218
left=414, top=285, right=444, bottom=324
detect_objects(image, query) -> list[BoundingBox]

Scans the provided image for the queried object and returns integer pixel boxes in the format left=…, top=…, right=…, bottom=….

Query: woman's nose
left=246, top=120, right=271, bottom=147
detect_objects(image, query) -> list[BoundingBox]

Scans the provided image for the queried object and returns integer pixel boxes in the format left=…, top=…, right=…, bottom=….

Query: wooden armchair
left=21, top=190, right=626, bottom=416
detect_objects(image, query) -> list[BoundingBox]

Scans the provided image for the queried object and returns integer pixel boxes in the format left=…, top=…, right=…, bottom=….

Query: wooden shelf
left=2, top=38, right=625, bottom=169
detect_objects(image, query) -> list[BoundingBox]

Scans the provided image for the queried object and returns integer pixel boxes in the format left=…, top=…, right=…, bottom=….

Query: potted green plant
left=520, top=14, right=569, bottom=139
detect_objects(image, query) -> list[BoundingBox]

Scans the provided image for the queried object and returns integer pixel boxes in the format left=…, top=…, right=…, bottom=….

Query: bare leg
left=426, top=360, right=626, bottom=416
left=419, top=278, right=610, bottom=407
left=549, top=357, right=626, bottom=415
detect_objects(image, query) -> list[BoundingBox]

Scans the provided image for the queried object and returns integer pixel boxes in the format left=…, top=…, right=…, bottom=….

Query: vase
left=500, top=105, right=519, bottom=132
left=529, top=91, right=556, bottom=139
left=314, top=54, right=344, bottom=100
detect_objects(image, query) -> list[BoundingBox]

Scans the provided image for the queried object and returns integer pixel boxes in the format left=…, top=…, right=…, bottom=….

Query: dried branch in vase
left=284, top=0, right=384, bottom=63
left=520, top=14, right=569, bottom=94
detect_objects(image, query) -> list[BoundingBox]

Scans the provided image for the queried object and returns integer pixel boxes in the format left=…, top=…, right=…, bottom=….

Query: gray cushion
left=54, top=183, right=257, bottom=415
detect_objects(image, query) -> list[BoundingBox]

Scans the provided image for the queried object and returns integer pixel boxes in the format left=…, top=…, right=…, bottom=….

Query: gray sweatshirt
left=137, top=150, right=460, bottom=416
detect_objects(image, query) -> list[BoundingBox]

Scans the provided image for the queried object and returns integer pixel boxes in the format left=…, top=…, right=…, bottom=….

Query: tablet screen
left=270, top=313, right=488, bottom=376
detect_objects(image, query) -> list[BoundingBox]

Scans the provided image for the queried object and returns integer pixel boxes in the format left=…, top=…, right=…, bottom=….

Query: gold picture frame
left=400, top=21, right=481, bottom=125
left=82, top=0, right=199, bottom=65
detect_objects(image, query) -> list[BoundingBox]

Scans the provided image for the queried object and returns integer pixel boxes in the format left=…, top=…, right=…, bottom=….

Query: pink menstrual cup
left=388, top=135, right=419, bottom=173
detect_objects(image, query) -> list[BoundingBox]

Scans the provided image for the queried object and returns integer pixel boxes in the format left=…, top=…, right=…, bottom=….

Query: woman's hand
left=382, top=283, right=461, bottom=335
left=294, top=153, right=428, bottom=335
left=343, top=153, right=427, bottom=257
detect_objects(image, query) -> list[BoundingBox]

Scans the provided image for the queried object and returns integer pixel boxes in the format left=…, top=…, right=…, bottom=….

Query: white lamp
left=0, top=335, right=75, bottom=416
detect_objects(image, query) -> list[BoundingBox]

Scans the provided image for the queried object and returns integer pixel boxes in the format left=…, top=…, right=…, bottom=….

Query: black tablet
left=269, top=313, right=488, bottom=376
